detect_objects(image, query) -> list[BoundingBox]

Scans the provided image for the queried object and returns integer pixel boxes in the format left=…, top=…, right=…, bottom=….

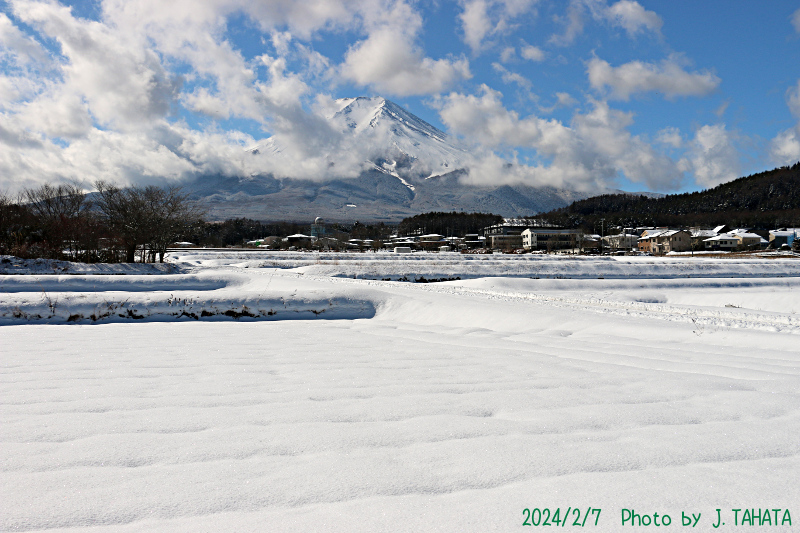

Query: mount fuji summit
left=186, top=97, right=587, bottom=221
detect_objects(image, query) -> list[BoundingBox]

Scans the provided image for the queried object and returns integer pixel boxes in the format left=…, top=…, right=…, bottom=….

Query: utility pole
left=600, top=218, right=605, bottom=255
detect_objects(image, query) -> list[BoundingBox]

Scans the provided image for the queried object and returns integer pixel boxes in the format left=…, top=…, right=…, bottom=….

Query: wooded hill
left=398, top=211, right=504, bottom=236
left=538, top=162, right=800, bottom=231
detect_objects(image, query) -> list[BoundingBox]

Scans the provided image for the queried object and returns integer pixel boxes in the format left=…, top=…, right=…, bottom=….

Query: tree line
left=537, top=162, right=800, bottom=231
left=1, top=181, right=203, bottom=263
left=397, top=211, right=503, bottom=236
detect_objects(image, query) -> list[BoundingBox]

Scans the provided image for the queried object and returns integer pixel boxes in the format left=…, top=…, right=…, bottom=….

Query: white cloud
left=339, top=1, right=470, bottom=96
left=0, top=0, right=358, bottom=190
left=340, top=27, right=470, bottom=97
left=769, top=80, right=800, bottom=166
left=434, top=86, right=682, bottom=190
left=499, top=46, right=516, bottom=62
left=604, top=0, right=662, bottom=36
left=459, top=0, right=493, bottom=52
left=587, top=55, right=720, bottom=101
left=686, top=124, right=740, bottom=188
left=550, top=0, right=661, bottom=45
left=549, top=2, right=584, bottom=46
left=787, top=80, right=800, bottom=118
left=770, top=129, right=800, bottom=166
left=520, top=43, right=545, bottom=61
left=792, top=8, right=800, bottom=33
left=14, top=1, right=181, bottom=129
left=656, top=127, right=683, bottom=148
left=492, top=62, right=533, bottom=92
left=458, top=0, right=539, bottom=52
left=0, top=11, right=48, bottom=64
left=539, top=91, right=578, bottom=113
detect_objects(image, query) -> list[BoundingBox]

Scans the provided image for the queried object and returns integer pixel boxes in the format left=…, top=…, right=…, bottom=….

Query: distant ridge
left=538, top=162, right=800, bottom=229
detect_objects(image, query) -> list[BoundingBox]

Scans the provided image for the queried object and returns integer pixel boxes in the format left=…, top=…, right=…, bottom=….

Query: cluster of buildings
left=638, top=226, right=798, bottom=254
left=247, top=217, right=799, bottom=255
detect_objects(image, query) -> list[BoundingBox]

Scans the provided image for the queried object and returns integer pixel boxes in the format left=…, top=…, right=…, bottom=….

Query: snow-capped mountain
left=188, top=97, right=590, bottom=221
left=332, top=96, right=465, bottom=181
left=249, top=97, right=466, bottom=191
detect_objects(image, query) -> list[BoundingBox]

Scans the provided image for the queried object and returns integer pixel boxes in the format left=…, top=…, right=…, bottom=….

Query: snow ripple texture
left=1, top=252, right=799, bottom=531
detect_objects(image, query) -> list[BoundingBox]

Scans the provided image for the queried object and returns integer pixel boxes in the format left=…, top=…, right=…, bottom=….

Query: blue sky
left=1, top=0, right=799, bottom=195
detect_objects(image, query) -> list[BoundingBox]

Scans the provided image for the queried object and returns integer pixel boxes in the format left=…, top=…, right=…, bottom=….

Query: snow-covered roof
left=640, top=229, right=685, bottom=240
left=287, top=234, right=311, bottom=238
left=733, top=232, right=763, bottom=240
left=704, top=235, right=737, bottom=242
left=691, top=229, right=717, bottom=238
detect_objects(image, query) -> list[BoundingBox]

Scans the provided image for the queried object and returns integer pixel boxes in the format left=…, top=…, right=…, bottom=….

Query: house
left=703, top=233, right=738, bottom=251
left=730, top=231, right=767, bottom=250
left=690, top=229, right=719, bottom=249
left=418, top=234, right=447, bottom=251
left=712, top=225, right=731, bottom=234
left=603, top=233, right=639, bottom=251
left=769, top=229, right=799, bottom=248
left=521, top=229, right=537, bottom=250
left=285, top=234, right=312, bottom=245
left=463, top=234, right=484, bottom=249
left=638, top=229, right=692, bottom=254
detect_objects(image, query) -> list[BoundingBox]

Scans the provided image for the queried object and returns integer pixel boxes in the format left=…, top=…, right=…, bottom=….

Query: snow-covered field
left=2, top=252, right=799, bottom=531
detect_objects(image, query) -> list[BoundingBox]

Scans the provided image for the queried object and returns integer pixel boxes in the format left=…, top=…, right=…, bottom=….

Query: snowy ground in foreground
left=2, top=253, right=799, bottom=531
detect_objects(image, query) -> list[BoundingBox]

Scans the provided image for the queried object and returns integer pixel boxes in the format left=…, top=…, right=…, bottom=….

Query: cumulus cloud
left=686, top=124, right=740, bottom=188
left=520, top=43, right=545, bottom=61
left=0, top=0, right=361, bottom=191
left=587, top=55, right=720, bottom=100
left=339, top=0, right=470, bottom=96
left=656, top=127, right=683, bottom=148
left=434, top=86, right=682, bottom=190
left=492, top=62, right=533, bottom=93
left=499, top=46, right=516, bottom=62
left=770, top=129, right=800, bottom=166
left=549, top=2, right=584, bottom=46
left=0, top=11, right=48, bottom=64
left=458, top=0, right=539, bottom=52
left=13, top=1, right=181, bottom=129
left=340, top=27, right=470, bottom=97
left=538, top=92, right=578, bottom=113
left=460, top=0, right=493, bottom=52
left=550, top=0, right=661, bottom=45
left=787, top=79, right=800, bottom=118
left=769, top=80, right=800, bottom=165
left=551, top=0, right=661, bottom=45
left=602, top=0, right=662, bottom=36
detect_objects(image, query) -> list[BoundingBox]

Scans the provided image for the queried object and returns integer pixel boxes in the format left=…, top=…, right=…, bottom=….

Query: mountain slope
left=188, top=97, right=587, bottom=221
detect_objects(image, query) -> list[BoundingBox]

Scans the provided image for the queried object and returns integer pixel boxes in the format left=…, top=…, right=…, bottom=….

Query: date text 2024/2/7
left=522, top=508, right=601, bottom=527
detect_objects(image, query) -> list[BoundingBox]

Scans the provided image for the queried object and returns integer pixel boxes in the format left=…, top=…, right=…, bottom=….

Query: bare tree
left=144, top=186, right=204, bottom=262
left=94, top=181, right=203, bottom=263
left=94, top=181, right=149, bottom=263
left=22, top=183, right=91, bottom=260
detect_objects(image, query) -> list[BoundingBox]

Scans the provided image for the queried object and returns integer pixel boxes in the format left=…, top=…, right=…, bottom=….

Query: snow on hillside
left=250, top=97, right=466, bottom=188
left=2, top=252, right=799, bottom=531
